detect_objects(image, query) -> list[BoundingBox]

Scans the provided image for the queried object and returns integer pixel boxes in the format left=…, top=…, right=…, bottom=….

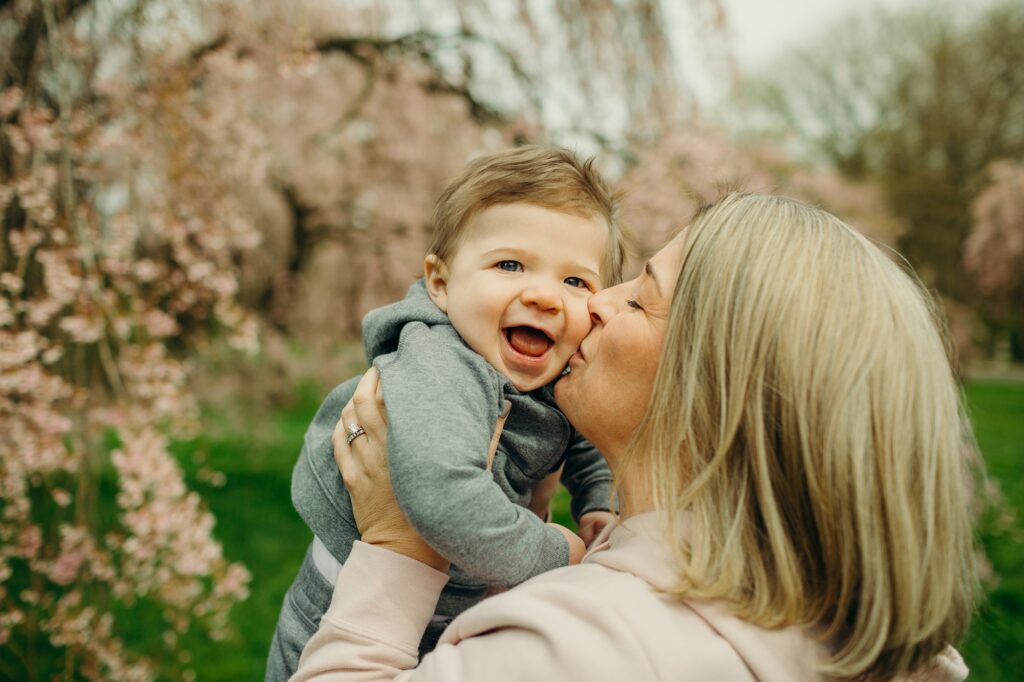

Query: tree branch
left=1, top=0, right=93, bottom=92
left=313, top=29, right=537, bottom=124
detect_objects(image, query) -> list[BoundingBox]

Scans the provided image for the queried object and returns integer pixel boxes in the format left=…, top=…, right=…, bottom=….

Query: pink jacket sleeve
left=290, top=542, right=449, bottom=681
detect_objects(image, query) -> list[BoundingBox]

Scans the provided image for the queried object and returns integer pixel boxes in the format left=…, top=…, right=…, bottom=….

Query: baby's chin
left=508, top=361, right=572, bottom=393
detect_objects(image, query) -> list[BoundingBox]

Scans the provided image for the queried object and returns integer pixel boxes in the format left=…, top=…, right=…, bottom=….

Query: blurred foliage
left=739, top=0, right=1024, bottom=357
left=964, top=161, right=1024, bottom=359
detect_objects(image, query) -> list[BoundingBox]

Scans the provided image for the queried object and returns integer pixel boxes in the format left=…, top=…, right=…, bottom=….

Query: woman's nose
left=588, top=280, right=631, bottom=325
left=521, top=285, right=561, bottom=312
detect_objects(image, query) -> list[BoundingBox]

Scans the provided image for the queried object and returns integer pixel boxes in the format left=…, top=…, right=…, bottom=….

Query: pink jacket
left=292, top=513, right=968, bottom=681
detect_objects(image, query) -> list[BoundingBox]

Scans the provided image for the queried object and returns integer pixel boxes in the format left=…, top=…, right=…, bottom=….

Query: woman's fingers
left=351, top=367, right=388, bottom=438
left=349, top=368, right=389, bottom=481
left=335, top=368, right=387, bottom=490
left=334, top=399, right=362, bottom=486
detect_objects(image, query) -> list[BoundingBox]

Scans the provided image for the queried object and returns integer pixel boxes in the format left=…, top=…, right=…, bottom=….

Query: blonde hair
left=427, top=146, right=626, bottom=285
left=627, top=193, right=976, bottom=680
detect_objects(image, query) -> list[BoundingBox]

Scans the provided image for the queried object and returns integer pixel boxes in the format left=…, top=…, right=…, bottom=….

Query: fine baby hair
left=427, top=145, right=627, bottom=286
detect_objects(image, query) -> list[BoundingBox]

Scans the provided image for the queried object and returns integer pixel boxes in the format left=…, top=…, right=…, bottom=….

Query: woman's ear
left=424, top=254, right=450, bottom=312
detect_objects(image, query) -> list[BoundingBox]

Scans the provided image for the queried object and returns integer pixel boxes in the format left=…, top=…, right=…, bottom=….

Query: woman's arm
left=291, top=541, right=448, bottom=681
left=293, top=539, right=611, bottom=682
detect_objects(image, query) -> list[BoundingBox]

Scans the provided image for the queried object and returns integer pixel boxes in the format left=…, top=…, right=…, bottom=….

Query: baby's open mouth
left=504, top=326, right=554, bottom=357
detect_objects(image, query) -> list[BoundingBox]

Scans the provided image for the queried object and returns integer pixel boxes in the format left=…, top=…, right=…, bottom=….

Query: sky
left=721, top=0, right=1007, bottom=69
left=723, top=0, right=915, bottom=70
left=684, top=0, right=997, bottom=105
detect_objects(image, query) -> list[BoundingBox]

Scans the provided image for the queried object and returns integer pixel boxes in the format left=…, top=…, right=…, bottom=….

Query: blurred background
left=1, top=0, right=1021, bottom=679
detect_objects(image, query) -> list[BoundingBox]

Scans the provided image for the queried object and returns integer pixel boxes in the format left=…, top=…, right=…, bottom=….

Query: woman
left=293, top=194, right=975, bottom=681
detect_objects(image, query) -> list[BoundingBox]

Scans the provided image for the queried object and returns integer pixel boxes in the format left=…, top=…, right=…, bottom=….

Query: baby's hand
left=548, top=523, right=586, bottom=565
left=577, top=511, right=616, bottom=548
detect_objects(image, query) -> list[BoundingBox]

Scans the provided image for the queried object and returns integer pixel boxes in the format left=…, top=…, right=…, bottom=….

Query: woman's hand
left=332, top=368, right=449, bottom=573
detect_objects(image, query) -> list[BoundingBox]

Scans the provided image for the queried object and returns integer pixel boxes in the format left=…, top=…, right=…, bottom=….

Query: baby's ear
left=423, top=254, right=450, bottom=312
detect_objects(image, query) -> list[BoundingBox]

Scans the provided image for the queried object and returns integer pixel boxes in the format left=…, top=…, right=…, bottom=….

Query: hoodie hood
left=584, top=513, right=968, bottom=682
left=362, top=279, right=448, bottom=362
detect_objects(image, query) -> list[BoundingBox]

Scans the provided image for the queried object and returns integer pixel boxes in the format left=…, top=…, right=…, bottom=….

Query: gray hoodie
left=291, top=279, right=613, bottom=621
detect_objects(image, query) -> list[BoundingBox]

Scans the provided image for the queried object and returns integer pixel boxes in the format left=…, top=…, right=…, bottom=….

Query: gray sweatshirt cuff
left=570, top=477, right=615, bottom=520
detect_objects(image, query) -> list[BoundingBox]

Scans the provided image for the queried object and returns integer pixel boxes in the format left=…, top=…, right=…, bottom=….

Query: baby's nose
left=521, top=285, right=561, bottom=312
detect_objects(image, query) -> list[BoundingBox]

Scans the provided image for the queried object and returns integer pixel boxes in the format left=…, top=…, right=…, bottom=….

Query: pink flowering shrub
left=964, top=160, right=1024, bottom=322
left=618, top=127, right=904, bottom=255
left=0, top=13, right=259, bottom=682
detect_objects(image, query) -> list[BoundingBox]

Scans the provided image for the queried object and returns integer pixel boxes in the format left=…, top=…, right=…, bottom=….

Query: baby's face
left=427, top=203, right=607, bottom=392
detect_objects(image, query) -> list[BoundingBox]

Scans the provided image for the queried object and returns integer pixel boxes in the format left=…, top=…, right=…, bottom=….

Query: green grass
left=960, top=380, right=1024, bottom=680
left=165, top=382, right=327, bottom=679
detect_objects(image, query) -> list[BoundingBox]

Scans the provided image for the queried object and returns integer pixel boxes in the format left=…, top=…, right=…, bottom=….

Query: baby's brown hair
left=427, top=146, right=626, bottom=285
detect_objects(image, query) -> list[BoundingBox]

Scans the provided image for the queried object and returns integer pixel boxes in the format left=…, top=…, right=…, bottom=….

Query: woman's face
left=554, top=229, right=689, bottom=458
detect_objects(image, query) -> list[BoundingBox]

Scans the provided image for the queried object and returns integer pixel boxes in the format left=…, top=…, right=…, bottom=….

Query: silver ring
left=346, top=423, right=366, bottom=445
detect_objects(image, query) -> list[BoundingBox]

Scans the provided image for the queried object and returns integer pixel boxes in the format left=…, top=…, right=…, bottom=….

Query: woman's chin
left=552, top=370, right=575, bottom=407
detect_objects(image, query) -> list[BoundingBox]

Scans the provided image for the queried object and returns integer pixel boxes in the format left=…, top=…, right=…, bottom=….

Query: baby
left=266, top=146, right=627, bottom=680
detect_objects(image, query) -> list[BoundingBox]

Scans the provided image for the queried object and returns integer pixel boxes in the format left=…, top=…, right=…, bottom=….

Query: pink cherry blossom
left=965, top=160, right=1024, bottom=302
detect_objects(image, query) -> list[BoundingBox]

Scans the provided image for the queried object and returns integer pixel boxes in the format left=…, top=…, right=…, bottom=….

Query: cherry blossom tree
left=618, top=127, right=904, bottom=255
left=1, top=1, right=259, bottom=678
left=964, top=160, right=1024, bottom=358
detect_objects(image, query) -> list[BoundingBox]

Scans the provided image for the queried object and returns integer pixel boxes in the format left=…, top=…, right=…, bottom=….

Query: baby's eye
left=564, top=276, right=589, bottom=289
left=497, top=260, right=523, bottom=272
left=626, top=298, right=643, bottom=310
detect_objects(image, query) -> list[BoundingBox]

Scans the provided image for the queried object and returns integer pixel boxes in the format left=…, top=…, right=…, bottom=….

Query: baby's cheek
left=564, top=300, right=594, bottom=346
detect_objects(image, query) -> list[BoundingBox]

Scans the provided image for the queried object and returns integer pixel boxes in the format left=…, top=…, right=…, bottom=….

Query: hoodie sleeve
left=375, top=322, right=569, bottom=587
left=291, top=376, right=362, bottom=560
left=558, top=431, right=615, bottom=521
